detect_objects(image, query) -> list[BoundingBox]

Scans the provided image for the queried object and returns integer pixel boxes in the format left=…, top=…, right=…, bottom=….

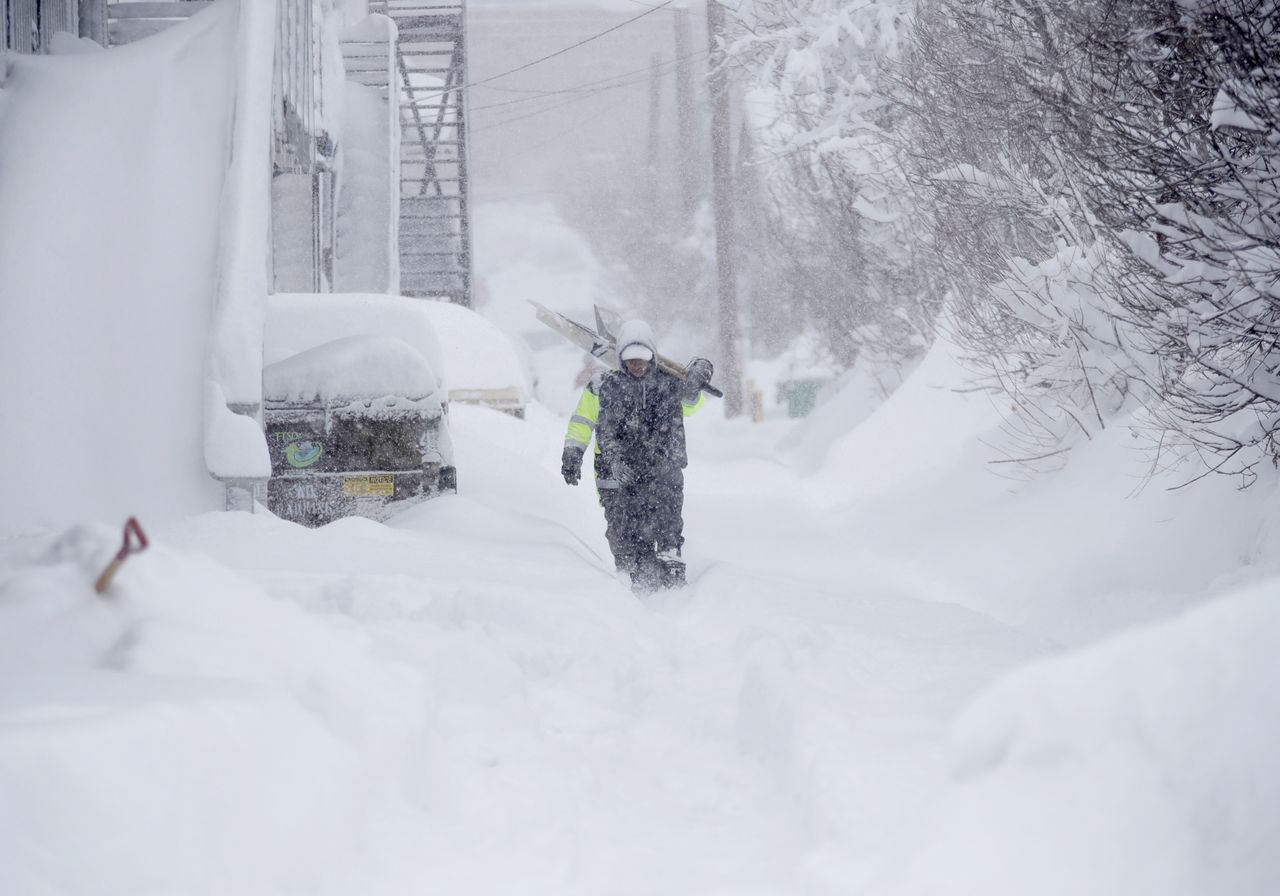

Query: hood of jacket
left=615, top=319, right=657, bottom=362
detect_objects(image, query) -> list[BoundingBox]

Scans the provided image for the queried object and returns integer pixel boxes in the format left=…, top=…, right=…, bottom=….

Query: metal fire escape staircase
left=372, top=1, right=472, bottom=306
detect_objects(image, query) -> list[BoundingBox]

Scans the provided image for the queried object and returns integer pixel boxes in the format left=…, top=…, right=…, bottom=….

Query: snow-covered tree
left=1065, top=0, right=1280, bottom=478
left=727, top=0, right=937, bottom=370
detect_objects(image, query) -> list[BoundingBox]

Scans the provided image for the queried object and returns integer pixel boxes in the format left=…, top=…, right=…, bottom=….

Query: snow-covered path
left=150, top=404, right=1045, bottom=894
left=7, top=370, right=1279, bottom=896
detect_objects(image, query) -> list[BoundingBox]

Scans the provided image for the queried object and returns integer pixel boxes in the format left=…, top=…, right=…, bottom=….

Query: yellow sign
left=343, top=474, right=394, bottom=497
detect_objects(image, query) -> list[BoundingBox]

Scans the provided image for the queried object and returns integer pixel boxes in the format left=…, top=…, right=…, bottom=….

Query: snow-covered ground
left=3, top=6, right=1279, bottom=895
left=6, top=364, right=1279, bottom=894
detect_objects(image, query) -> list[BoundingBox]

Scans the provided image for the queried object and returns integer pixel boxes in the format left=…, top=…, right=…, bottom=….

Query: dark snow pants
left=597, top=463, right=684, bottom=583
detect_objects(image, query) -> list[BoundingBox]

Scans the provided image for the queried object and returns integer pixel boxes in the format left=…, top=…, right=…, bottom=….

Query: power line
left=470, top=50, right=705, bottom=113
left=471, top=81, right=635, bottom=134
left=463, top=0, right=681, bottom=90
left=522, top=90, right=648, bottom=153
left=470, top=72, right=650, bottom=112
left=622, top=0, right=707, bottom=18
left=474, top=47, right=705, bottom=101
left=470, top=82, right=660, bottom=166
left=470, top=44, right=705, bottom=135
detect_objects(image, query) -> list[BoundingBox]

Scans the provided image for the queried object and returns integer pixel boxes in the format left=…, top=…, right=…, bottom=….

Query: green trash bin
left=779, top=378, right=826, bottom=418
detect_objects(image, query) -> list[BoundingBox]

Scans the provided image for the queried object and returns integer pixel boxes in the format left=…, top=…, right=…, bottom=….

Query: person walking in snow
left=560, top=320, right=714, bottom=590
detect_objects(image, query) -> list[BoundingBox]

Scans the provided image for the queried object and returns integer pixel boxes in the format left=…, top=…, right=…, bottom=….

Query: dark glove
left=561, top=445, right=584, bottom=486
left=685, top=358, right=714, bottom=392
left=610, top=460, right=635, bottom=487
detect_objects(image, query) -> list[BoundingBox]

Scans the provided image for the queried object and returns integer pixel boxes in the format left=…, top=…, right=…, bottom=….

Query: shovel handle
left=93, top=517, right=150, bottom=594
left=93, top=557, right=126, bottom=594
left=657, top=358, right=724, bottom=399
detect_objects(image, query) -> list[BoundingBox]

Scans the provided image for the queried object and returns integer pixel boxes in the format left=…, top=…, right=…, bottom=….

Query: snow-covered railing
left=270, top=0, right=347, bottom=293
left=273, top=0, right=326, bottom=175
left=337, top=14, right=401, bottom=293
left=204, top=0, right=278, bottom=507
left=2, top=0, right=77, bottom=52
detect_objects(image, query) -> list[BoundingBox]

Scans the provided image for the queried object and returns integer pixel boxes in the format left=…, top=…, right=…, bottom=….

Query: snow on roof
left=263, top=335, right=439, bottom=403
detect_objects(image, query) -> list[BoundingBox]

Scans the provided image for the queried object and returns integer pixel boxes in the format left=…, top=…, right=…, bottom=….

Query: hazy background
left=468, top=0, right=711, bottom=205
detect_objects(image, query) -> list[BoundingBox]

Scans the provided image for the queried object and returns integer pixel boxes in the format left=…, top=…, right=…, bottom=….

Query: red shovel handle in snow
left=94, top=517, right=150, bottom=594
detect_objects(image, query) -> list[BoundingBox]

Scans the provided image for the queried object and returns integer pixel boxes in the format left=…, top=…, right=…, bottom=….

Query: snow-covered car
left=413, top=299, right=534, bottom=417
left=262, top=293, right=457, bottom=526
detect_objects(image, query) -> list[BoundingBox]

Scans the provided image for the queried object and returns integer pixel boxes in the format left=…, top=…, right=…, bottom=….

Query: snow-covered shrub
left=902, top=0, right=1280, bottom=482
left=950, top=244, right=1140, bottom=473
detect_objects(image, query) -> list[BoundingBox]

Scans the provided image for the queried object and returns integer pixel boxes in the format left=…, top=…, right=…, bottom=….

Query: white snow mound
left=0, top=521, right=434, bottom=895
left=878, top=580, right=1280, bottom=895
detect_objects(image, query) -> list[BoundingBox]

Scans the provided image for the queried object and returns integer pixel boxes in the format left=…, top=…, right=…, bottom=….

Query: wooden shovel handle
left=94, top=517, right=150, bottom=594
left=93, top=558, right=126, bottom=594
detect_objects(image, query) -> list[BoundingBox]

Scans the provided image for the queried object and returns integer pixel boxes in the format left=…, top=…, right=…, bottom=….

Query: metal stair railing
left=370, top=0, right=472, bottom=306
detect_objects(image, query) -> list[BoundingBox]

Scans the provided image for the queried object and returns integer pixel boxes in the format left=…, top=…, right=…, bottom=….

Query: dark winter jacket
left=596, top=366, right=700, bottom=476
left=574, top=319, right=704, bottom=485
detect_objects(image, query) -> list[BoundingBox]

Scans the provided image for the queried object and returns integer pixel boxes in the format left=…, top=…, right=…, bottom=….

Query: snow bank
left=797, top=317, right=1278, bottom=645
left=0, top=522, right=433, bottom=895
left=205, top=381, right=271, bottom=478
left=778, top=353, right=918, bottom=469
left=808, top=330, right=1004, bottom=504
left=0, top=5, right=239, bottom=533
left=875, top=580, right=1280, bottom=896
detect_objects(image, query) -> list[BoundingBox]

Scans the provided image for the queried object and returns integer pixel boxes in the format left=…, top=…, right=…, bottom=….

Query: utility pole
left=646, top=52, right=662, bottom=220
left=706, top=0, right=744, bottom=417
left=673, top=8, right=700, bottom=216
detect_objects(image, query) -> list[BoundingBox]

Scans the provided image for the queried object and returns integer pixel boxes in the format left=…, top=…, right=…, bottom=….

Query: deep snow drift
left=0, top=402, right=1048, bottom=896
left=3, top=10, right=1280, bottom=896
left=0, top=9, right=238, bottom=533
left=4, top=372, right=1279, bottom=894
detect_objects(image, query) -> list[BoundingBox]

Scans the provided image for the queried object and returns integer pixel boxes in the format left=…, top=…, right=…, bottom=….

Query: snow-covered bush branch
left=728, top=0, right=937, bottom=369
left=902, top=0, right=1279, bottom=480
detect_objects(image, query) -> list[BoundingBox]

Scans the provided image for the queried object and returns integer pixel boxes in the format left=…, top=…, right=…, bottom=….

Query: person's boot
left=631, top=554, right=664, bottom=594
left=614, top=554, right=637, bottom=588
left=655, top=547, right=686, bottom=588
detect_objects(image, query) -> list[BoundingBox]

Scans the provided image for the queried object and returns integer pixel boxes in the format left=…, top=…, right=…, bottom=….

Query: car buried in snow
left=262, top=293, right=457, bottom=526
